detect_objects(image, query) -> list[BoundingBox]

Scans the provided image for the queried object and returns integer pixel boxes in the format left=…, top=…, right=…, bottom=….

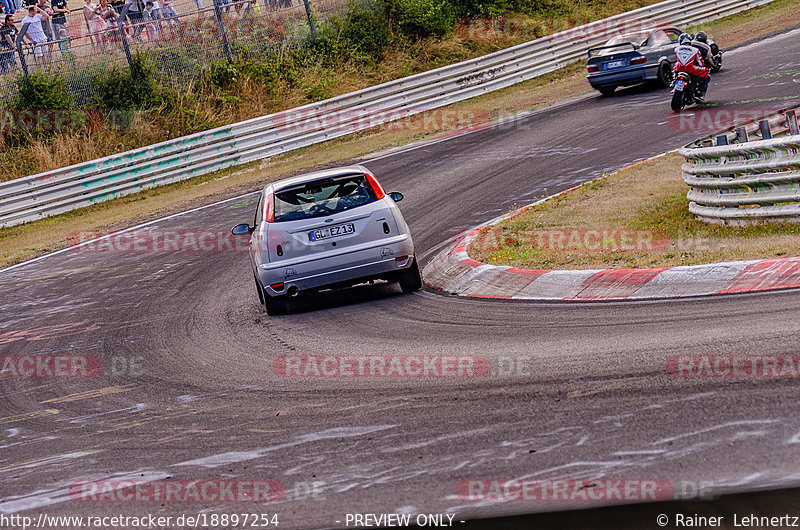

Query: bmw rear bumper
left=257, top=234, right=414, bottom=297
left=587, top=64, right=658, bottom=88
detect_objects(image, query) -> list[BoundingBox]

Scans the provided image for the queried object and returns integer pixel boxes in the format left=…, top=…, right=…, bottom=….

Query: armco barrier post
left=759, top=119, right=772, bottom=140
left=717, top=135, right=732, bottom=178
left=735, top=127, right=748, bottom=143
left=787, top=110, right=800, bottom=136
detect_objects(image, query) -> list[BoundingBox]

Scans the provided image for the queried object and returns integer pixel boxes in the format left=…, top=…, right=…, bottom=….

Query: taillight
left=587, top=64, right=599, bottom=72
left=364, top=172, right=385, bottom=200
left=631, top=56, right=647, bottom=65
left=263, top=193, right=275, bottom=223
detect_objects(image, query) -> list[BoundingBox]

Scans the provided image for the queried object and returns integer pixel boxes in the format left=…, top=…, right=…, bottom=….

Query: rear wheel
left=397, top=258, right=422, bottom=293
left=657, top=62, right=673, bottom=88
left=671, top=89, right=685, bottom=112
left=597, top=86, right=616, bottom=97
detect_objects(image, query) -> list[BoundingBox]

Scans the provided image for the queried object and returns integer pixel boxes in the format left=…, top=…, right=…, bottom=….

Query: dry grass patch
left=469, top=153, right=800, bottom=270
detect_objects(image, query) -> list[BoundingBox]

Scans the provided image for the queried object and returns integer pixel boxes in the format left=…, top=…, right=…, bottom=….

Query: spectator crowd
left=0, top=0, right=287, bottom=73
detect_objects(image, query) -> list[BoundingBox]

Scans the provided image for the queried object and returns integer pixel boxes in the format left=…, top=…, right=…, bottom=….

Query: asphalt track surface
left=2, top=27, right=800, bottom=529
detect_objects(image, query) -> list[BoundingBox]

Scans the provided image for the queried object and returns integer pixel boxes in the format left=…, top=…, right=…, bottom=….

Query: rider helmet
left=695, top=31, right=707, bottom=43
left=678, top=33, right=691, bottom=45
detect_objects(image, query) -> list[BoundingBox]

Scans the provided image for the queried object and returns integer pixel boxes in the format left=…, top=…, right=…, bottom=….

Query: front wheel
left=671, top=89, right=685, bottom=112
left=397, top=258, right=422, bottom=293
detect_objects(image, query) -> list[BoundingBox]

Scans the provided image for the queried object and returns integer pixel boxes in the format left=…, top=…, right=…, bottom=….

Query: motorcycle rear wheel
left=671, top=89, right=685, bottom=111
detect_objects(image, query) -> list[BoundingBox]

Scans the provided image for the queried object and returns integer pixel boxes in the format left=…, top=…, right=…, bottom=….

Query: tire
left=264, top=295, right=287, bottom=316
left=657, top=62, right=673, bottom=88
left=671, top=89, right=685, bottom=112
left=597, top=86, right=616, bottom=97
left=254, top=275, right=265, bottom=307
left=397, top=258, right=422, bottom=293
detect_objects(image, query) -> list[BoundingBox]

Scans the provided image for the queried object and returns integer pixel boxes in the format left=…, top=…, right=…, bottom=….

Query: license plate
left=605, top=60, right=624, bottom=69
left=309, top=223, right=355, bottom=241
left=675, top=80, right=685, bottom=90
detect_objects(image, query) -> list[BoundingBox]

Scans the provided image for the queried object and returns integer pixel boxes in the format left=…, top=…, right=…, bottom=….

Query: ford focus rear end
left=232, top=166, right=420, bottom=315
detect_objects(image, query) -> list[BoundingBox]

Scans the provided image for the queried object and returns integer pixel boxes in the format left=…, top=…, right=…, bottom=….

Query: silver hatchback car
left=232, top=165, right=420, bottom=315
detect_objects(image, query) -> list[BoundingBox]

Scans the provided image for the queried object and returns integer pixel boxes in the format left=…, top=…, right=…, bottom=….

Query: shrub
left=312, top=1, right=390, bottom=63
left=200, top=61, right=240, bottom=91
left=92, top=53, right=157, bottom=111
left=385, top=0, right=456, bottom=38
left=14, top=72, right=74, bottom=110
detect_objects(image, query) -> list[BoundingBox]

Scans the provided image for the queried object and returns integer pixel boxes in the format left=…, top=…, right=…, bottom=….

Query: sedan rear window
left=606, top=32, right=648, bottom=47
left=273, top=174, right=379, bottom=222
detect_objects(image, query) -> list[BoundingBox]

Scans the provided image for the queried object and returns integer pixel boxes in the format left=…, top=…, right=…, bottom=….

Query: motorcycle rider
left=673, top=33, right=710, bottom=101
left=691, top=31, right=719, bottom=70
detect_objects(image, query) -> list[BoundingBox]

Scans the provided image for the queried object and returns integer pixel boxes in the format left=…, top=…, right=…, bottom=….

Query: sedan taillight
left=631, top=56, right=647, bottom=65
left=587, top=64, right=599, bottom=73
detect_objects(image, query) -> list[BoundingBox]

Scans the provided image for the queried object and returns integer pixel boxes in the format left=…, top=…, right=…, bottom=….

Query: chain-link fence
left=0, top=0, right=345, bottom=106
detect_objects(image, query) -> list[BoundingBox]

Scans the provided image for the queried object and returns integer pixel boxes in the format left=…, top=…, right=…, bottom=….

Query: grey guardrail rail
left=0, top=0, right=774, bottom=227
left=680, top=108, right=800, bottom=226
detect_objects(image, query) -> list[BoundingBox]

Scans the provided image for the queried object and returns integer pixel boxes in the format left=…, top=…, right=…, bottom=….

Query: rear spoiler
left=588, top=42, right=638, bottom=58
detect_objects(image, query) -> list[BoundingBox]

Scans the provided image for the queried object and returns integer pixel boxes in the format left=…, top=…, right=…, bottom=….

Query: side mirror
left=231, top=223, right=254, bottom=236
left=388, top=192, right=404, bottom=202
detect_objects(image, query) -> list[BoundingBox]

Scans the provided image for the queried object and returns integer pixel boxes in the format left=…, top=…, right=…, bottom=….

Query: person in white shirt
left=21, top=4, right=48, bottom=62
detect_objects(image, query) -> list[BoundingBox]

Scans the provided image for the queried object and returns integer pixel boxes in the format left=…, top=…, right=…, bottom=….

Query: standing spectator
left=149, top=0, right=161, bottom=31
left=0, top=0, right=15, bottom=18
left=21, top=4, right=49, bottom=63
left=99, top=0, right=117, bottom=28
left=192, top=0, right=204, bottom=18
left=111, top=0, right=125, bottom=29
left=83, top=0, right=105, bottom=41
left=50, top=0, right=68, bottom=40
left=142, top=0, right=157, bottom=41
left=125, top=0, right=143, bottom=39
left=159, top=0, right=177, bottom=28
left=0, top=14, right=18, bottom=74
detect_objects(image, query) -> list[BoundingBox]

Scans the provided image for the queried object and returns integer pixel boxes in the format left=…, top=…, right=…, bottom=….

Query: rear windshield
left=273, top=174, right=379, bottom=222
left=606, top=32, right=648, bottom=47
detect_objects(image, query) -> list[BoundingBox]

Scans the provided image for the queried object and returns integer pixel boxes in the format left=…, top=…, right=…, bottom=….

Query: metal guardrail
left=0, top=0, right=774, bottom=227
left=680, top=108, right=800, bottom=226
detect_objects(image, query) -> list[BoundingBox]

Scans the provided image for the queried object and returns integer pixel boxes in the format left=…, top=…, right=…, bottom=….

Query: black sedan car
left=587, top=27, right=683, bottom=96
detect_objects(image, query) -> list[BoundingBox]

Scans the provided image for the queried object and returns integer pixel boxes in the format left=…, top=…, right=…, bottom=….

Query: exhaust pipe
left=288, top=286, right=299, bottom=297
